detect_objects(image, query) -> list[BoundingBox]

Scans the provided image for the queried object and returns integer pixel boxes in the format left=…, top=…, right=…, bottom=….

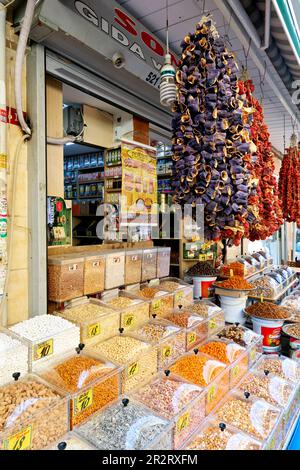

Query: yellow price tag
left=152, top=299, right=162, bottom=310
left=175, top=291, right=184, bottom=303
left=207, top=385, right=216, bottom=403
left=187, top=331, right=197, bottom=345
left=73, top=389, right=93, bottom=415
left=4, top=426, right=32, bottom=450
left=229, top=269, right=234, bottom=277
left=260, top=294, right=264, bottom=302
left=176, top=412, right=190, bottom=433
left=232, top=365, right=240, bottom=378
left=208, top=319, right=217, bottom=330
left=123, top=314, right=135, bottom=328
left=34, top=339, right=53, bottom=361
left=88, top=322, right=101, bottom=338
left=128, top=362, right=139, bottom=377
left=199, top=254, right=207, bottom=261
left=250, top=348, right=256, bottom=361
left=162, top=346, right=172, bottom=359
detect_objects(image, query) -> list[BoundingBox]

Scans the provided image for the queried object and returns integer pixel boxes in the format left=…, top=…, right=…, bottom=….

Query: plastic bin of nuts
left=198, top=338, right=249, bottom=388
left=216, top=324, right=263, bottom=366
left=141, top=248, right=158, bottom=282
left=0, top=374, right=69, bottom=450
left=131, top=373, right=206, bottom=449
left=132, top=319, right=186, bottom=369
left=87, top=334, right=157, bottom=393
left=185, top=300, right=225, bottom=337
left=0, top=328, right=28, bottom=386
left=184, top=417, right=263, bottom=450
left=157, top=247, right=171, bottom=278
left=35, top=350, right=121, bottom=429
left=124, top=249, right=142, bottom=285
left=104, top=250, right=125, bottom=290
left=83, top=253, right=105, bottom=295
left=46, top=432, right=97, bottom=450
left=169, top=350, right=230, bottom=415
left=159, top=278, right=193, bottom=308
left=75, top=398, right=172, bottom=450
left=132, top=285, right=174, bottom=319
left=55, top=297, right=120, bottom=345
left=165, top=308, right=208, bottom=351
left=48, top=255, right=84, bottom=302
left=254, top=354, right=300, bottom=384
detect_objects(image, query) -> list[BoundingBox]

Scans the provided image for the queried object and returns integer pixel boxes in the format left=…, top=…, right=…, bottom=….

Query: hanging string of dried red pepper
left=278, top=135, right=300, bottom=224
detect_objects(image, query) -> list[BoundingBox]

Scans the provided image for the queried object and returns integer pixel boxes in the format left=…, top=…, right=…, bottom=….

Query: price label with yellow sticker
left=33, top=339, right=53, bottom=361
left=207, top=385, right=216, bottom=403
left=127, top=362, right=139, bottom=377
left=123, top=314, right=135, bottom=328
left=4, top=426, right=32, bottom=450
left=88, top=322, right=101, bottom=338
left=187, top=331, right=197, bottom=345
left=176, top=412, right=190, bottom=433
left=175, top=291, right=184, bottom=304
left=162, top=346, right=172, bottom=359
left=208, top=319, right=217, bottom=330
left=250, top=348, right=257, bottom=362
left=199, top=254, right=207, bottom=261
left=232, top=365, right=240, bottom=378
left=73, top=389, right=93, bottom=415
left=152, top=299, right=162, bottom=311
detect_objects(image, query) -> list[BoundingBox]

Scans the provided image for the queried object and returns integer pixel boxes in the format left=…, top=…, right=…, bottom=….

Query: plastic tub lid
left=157, top=247, right=171, bottom=253
left=48, top=254, right=85, bottom=265
left=84, top=252, right=106, bottom=261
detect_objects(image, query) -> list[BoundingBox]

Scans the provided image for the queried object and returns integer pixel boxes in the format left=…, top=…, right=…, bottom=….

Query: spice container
left=87, top=334, right=157, bottom=393
left=132, top=374, right=206, bottom=449
left=47, top=432, right=96, bottom=450
left=165, top=308, right=208, bottom=351
left=217, top=324, right=263, bottom=366
left=48, top=255, right=84, bottom=302
left=125, top=249, right=142, bottom=285
left=220, top=262, right=245, bottom=278
left=101, top=291, right=149, bottom=333
left=10, top=315, right=80, bottom=370
left=250, top=275, right=280, bottom=299
left=132, top=320, right=185, bottom=369
left=169, top=351, right=230, bottom=415
left=254, top=354, right=300, bottom=384
left=75, top=398, right=172, bottom=450
left=83, top=253, right=105, bottom=295
left=282, top=323, right=300, bottom=350
left=36, top=350, right=121, bottom=429
left=56, top=298, right=120, bottom=345
left=206, top=309, right=226, bottom=338
left=157, top=247, right=171, bottom=278
left=104, top=250, right=125, bottom=290
left=198, top=338, right=249, bottom=388
left=133, top=285, right=174, bottom=319
left=0, top=374, right=68, bottom=450
left=141, top=248, right=158, bottom=282
left=159, top=278, right=193, bottom=308
left=185, top=417, right=262, bottom=450
left=0, top=329, right=28, bottom=386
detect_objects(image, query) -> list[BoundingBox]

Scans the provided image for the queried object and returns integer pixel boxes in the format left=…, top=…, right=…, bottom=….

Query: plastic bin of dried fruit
left=129, top=283, right=174, bottom=320
left=158, top=277, right=193, bottom=309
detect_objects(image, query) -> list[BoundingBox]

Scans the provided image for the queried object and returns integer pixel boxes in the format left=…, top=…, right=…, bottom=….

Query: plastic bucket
left=252, top=316, right=284, bottom=351
left=282, top=325, right=300, bottom=350
left=219, top=296, right=247, bottom=325
left=193, top=276, right=217, bottom=299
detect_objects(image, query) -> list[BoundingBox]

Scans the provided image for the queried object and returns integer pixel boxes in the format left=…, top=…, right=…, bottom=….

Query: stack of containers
left=0, top=329, right=28, bottom=386
left=48, top=255, right=84, bottom=302
left=124, top=249, right=142, bottom=285
left=158, top=278, right=193, bottom=308
left=104, top=250, right=125, bottom=290
left=156, top=247, right=171, bottom=278
left=141, top=248, right=158, bottom=282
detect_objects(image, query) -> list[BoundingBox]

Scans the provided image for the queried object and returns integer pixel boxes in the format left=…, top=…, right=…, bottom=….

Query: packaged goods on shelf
left=250, top=275, right=281, bottom=299
left=0, top=374, right=68, bottom=450
left=104, top=250, right=125, bottom=290
left=156, top=248, right=171, bottom=278
left=159, top=278, right=193, bottom=308
left=133, top=285, right=174, bottom=319
left=254, top=354, right=300, bottom=384
left=83, top=253, right=105, bottom=295
left=132, top=374, right=206, bottom=449
left=0, top=330, right=28, bottom=386
left=10, top=315, right=80, bottom=369
left=87, top=334, right=157, bottom=393
left=165, top=308, right=208, bottom=351
left=132, top=320, right=185, bottom=369
left=48, top=255, right=84, bottom=302
left=217, top=324, right=263, bottom=366
left=141, top=248, right=158, bottom=282
left=169, top=351, right=230, bottom=415
left=75, top=399, right=172, bottom=450
left=36, top=351, right=121, bottom=428
left=47, top=432, right=96, bottom=450
left=185, top=417, right=262, bottom=450
left=56, top=298, right=120, bottom=344
left=198, top=339, right=249, bottom=388
left=125, top=249, right=142, bottom=285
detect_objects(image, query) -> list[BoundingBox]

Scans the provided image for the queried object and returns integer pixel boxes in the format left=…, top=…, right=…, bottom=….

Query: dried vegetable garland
left=172, top=16, right=256, bottom=246
left=278, top=137, right=300, bottom=224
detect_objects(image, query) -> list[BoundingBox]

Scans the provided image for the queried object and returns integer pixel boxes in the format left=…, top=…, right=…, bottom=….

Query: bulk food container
left=254, top=354, right=300, bottom=384
left=198, top=338, right=249, bottom=388
left=0, top=328, right=28, bottom=386
left=216, top=324, right=263, bottom=366
left=101, top=290, right=149, bottom=333
left=132, top=320, right=185, bottom=369
left=0, top=374, right=68, bottom=450
left=124, top=249, right=142, bottom=285
left=251, top=253, right=267, bottom=269
left=35, top=350, right=121, bottom=429
left=141, top=248, right=158, bottom=282
left=132, top=285, right=174, bottom=319
left=186, top=300, right=225, bottom=332
left=83, top=253, right=105, bottom=295
left=250, top=275, right=280, bottom=300
left=75, top=398, right=172, bottom=450
left=87, top=334, right=157, bottom=393
left=169, top=351, right=230, bottom=415
left=46, top=432, right=97, bottom=450
left=9, top=314, right=80, bottom=371
left=156, top=247, right=171, bottom=278
left=104, top=250, right=125, bottom=290
left=165, top=308, right=208, bottom=351
left=48, top=255, right=84, bottom=302
left=55, top=297, right=120, bottom=345
left=184, top=417, right=262, bottom=450
left=131, top=374, right=206, bottom=449
left=159, top=278, right=193, bottom=308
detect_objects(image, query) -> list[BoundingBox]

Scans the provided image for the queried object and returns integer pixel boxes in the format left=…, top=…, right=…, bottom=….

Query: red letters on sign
left=115, top=8, right=137, bottom=36
left=141, top=31, right=164, bottom=56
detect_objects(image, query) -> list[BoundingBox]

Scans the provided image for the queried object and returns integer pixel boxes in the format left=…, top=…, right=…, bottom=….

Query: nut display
left=159, top=281, right=182, bottom=292
left=125, top=251, right=142, bottom=285
left=159, top=280, right=193, bottom=308
left=283, top=323, right=300, bottom=339
left=199, top=340, right=245, bottom=364
left=187, top=302, right=222, bottom=319
left=186, top=262, right=216, bottom=277
left=141, top=249, right=158, bottom=282
left=76, top=400, right=171, bottom=450
left=218, top=325, right=260, bottom=348
left=48, top=256, right=84, bottom=302
left=250, top=276, right=279, bottom=299
left=0, top=333, right=28, bottom=386
left=106, top=296, right=149, bottom=332
left=217, top=276, right=253, bottom=290
left=255, top=356, right=300, bottom=383
left=84, top=255, right=105, bottom=295
left=165, top=310, right=207, bottom=350
left=157, top=248, right=171, bottom=278
left=137, top=288, right=174, bottom=319
left=220, top=262, right=245, bottom=277
left=245, top=302, right=290, bottom=319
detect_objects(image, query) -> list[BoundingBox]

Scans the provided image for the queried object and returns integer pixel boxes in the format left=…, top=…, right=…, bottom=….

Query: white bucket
left=193, top=276, right=217, bottom=299
left=252, top=316, right=284, bottom=351
left=219, top=296, right=247, bottom=325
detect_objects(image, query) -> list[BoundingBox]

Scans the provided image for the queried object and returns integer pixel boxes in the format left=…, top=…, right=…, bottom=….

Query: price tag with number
left=176, top=412, right=190, bottom=433
left=4, top=426, right=32, bottom=450
left=73, top=389, right=93, bottom=415
left=232, top=365, right=240, bottom=378
left=175, top=291, right=184, bottom=304
left=187, top=331, right=197, bottom=345
left=199, top=254, right=207, bottom=261
left=33, top=339, right=53, bottom=361
left=207, top=385, right=216, bottom=403
left=127, top=362, right=139, bottom=377
left=152, top=299, right=162, bottom=311
left=250, top=348, right=256, bottom=361
left=123, top=314, right=135, bottom=328
left=208, top=319, right=217, bottom=330
left=88, top=322, right=101, bottom=338
left=162, top=346, right=172, bottom=359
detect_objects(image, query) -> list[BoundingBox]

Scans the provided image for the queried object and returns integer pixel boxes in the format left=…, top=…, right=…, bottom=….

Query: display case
left=0, top=374, right=68, bottom=450
left=47, top=432, right=97, bottom=450
left=48, top=255, right=84, bottom=302
left=125, top=249, right=142, bottom=285
left=132, top=320, right=186, bottom=369
left=165, top=308, right=208, bottom=351
left=104, top=250, right=125, bottom=290
left=56, top=297, right=120, bottom=345
left=141, top=248, right=158, bottom=282
left=254, top=354, right=300, bottom=383
left=83, top=253, right=105, bottom=295
left=159, top=278, right=193, bottom=308
left=132, top=285, right=174, bottom=319
left=156, top=247, right=171, bottom=278
left=216, top=324, right=263, bottom=366
left=75, top=398, right=172, bottom=450
left=87, top=334, right=157, bottom=393
left=169, top=351, right=230, bottom=415
left=35, top=350, right=121, bottom=429
left=132, top=374, right=206, bottom=449
left=249, top=275, right=281, bottom=300
left=0, top=328, right=28, bottom=386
